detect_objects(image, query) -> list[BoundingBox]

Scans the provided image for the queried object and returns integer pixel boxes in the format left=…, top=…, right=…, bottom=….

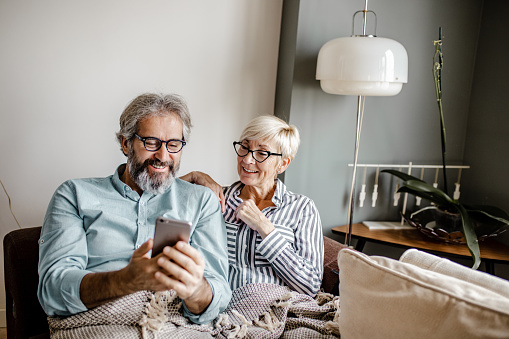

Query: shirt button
left=140, top=201, right=145, bottom=205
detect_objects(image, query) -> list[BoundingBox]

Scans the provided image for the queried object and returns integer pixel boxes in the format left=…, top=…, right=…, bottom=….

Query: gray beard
left=127, top=148, right=179, bottom=195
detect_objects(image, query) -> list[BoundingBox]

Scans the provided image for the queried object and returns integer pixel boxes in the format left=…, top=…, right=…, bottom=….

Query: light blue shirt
left=38, top=164, right=231, bottom=324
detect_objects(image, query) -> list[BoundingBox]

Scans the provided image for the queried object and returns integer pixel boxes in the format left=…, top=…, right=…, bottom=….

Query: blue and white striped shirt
left=224, top=179, right=324, bottom=296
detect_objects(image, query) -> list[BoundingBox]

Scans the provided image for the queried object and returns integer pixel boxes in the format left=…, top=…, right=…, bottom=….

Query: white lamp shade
left=316, top=36, right=408, bottom=96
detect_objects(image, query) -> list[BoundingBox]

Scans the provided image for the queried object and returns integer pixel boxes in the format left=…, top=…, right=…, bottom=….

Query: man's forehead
left=137, top=113, right=183, bottom=135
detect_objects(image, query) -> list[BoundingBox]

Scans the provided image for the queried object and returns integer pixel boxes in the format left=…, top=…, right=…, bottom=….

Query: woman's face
left=236, top=139, right=282, bottom=190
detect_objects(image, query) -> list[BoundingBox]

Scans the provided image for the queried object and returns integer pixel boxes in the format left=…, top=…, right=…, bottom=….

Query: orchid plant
left=383, top=32, right=509, bottom=270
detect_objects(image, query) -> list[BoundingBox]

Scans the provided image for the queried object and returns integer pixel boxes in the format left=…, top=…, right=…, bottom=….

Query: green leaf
left=381, top=169, right=426, bottom=183
left=398, top=180, right=456, bottom=207
left=457, top=204, right=481, bottom=270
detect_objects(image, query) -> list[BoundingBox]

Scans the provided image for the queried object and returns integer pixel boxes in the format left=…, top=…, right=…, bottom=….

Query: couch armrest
left=321, top=236, right=348, bottom=295
left=4, top=226, right=50, bottom=339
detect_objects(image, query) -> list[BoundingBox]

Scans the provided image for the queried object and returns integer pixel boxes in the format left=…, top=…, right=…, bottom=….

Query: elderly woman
left=183, top=115, right=324, bottom=296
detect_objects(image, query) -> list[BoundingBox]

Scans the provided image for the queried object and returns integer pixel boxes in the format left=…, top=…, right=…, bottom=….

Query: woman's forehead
left=243, top=138, right=277, bottom=149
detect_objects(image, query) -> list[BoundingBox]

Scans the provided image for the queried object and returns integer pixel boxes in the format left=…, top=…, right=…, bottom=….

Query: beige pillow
left=338, top=249, right=509, bottom=339
left=400, top=248, right=509, bottom=299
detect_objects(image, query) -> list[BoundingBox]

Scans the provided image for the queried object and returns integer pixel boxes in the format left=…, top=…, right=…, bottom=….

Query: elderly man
left=38, top=93, right=231, bottom=325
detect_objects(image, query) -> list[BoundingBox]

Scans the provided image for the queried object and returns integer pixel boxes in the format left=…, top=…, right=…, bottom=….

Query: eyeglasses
left=135, top=134, right=186, bottom=153
left=233, top=141, right=282, bottom=163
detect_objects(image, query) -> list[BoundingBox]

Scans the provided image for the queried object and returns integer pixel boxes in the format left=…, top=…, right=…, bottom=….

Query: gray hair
left=116, top=93, right=192, bottom=155
left=239, top=115, right=300, bottom=161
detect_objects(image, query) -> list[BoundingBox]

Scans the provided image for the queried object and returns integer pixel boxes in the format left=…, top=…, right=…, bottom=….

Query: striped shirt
left=224, top=179, right=324, bottom=296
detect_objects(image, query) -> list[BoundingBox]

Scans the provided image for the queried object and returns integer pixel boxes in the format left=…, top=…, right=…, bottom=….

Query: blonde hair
left=239, top=115, right=300, bottom=161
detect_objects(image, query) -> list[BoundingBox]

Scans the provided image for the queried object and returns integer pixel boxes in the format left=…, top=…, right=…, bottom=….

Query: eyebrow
left=242, top=140, right=271, bottom=149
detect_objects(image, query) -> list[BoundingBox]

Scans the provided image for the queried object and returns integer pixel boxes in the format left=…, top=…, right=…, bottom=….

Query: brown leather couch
left=3, top=226, right=346, bottom=339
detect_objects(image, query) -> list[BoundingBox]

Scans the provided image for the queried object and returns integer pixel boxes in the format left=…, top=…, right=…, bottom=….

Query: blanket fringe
left=272, top=291, right=298, bottom=308
left=139, top=291, right=178, bottom=338
left=215, top=313, right=231, bottom=329
left=315, top=291, right=335, bottom=305
left=228, top=309, right=252, bottom=338
left=253, top=309, right=283, bottom=332
left=324, top=297, right=341, bottom=336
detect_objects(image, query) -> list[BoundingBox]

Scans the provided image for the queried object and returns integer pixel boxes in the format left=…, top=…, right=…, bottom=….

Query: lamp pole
left=346, top=96, right=365, bottom=246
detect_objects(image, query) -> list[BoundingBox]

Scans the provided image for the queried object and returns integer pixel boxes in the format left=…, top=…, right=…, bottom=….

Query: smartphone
left=152, top=217, right=192, bottom=257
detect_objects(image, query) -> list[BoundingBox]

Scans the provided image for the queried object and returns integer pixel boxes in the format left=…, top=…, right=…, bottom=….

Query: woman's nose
left=243, top=151, right=256, bottom=164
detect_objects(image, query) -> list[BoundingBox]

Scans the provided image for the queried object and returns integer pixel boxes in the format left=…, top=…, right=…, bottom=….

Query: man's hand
left=80, top=239, right=165, bottom=309
left=80, top=239, right=213, bottom=315
left=179, top=171, right=225, bottom=212
left=155, top=241, right=213, bottom=314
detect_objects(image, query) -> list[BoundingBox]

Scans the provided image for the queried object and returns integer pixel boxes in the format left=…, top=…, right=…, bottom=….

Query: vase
left=405, top=207, right=506, bottom=244
left=404, top=208, right=466, bottom=244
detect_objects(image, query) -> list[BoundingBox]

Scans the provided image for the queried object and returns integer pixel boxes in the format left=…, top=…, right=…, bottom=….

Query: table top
left=332, top=223, right=509, bottom=262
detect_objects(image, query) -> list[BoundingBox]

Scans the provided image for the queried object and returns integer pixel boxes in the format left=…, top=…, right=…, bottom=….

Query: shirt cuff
left=257, top=230, right=289, bottom=263
left=60, top=269, right=91, bottom=315
left=182, top=275, right=231, bottom=325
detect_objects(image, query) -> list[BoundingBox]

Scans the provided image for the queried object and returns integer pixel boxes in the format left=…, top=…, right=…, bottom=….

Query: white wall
left=0, top=0, right=282, bottom=326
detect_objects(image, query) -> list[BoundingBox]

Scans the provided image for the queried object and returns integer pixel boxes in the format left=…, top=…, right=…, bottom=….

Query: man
left=38, top=93, right=231, bottom=325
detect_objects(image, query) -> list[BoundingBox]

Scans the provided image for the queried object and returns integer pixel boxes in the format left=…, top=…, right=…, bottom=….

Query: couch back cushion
left=338, top=249, right=509, bottom=339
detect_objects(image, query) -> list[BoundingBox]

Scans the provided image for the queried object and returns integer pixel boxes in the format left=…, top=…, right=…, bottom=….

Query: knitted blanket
left=48, top=283, right=340, bottom=338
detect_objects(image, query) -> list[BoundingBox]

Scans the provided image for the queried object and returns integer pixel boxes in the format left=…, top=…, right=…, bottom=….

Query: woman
left=183, top=115, right=324, bottom=296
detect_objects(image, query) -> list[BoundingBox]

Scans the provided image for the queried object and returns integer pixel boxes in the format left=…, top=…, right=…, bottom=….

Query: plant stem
left=433, top=31, right=448, bottom=195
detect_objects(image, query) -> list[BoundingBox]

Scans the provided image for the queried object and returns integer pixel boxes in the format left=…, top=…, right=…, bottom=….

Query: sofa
left=337, top=247, right=509, bottom=338
left=3, top=226, right=347, bottom=339
left=7, top=226, right=509, bottom=339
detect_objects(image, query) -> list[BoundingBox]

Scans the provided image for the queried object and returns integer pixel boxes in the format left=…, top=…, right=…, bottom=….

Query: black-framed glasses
left=135, top=134, right=186, bottom=153
left=233, top=141, right=282, bottom=163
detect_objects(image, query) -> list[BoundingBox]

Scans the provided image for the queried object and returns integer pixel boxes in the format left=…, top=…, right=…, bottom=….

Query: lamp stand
left=345, top=96, right=365, bottom=246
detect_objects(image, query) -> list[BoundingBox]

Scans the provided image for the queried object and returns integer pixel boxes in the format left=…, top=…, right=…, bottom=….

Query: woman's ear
left=121, top=136, right=130, bottom=156
left=277, top=157, right=292, bottom=174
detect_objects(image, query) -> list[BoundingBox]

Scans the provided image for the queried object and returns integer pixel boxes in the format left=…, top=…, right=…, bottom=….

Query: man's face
left=122, top=114, right=184, bottom=195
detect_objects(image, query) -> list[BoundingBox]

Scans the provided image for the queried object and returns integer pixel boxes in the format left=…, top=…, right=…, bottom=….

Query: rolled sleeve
left=38, top=183, right=92, bottom=316
left=181, top=188, right=231, bottom=324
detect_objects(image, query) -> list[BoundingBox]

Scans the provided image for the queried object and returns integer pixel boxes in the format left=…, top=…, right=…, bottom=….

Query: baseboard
left=0, top=309, right=6, bottom=327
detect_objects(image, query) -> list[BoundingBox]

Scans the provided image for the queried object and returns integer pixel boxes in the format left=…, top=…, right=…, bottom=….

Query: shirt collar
left=112, top=164, right=135, bottom=198
left=272, top=178, right=286, bottom=207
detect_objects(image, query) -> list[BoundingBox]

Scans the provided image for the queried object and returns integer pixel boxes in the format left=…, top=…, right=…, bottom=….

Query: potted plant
left=382, top=169, right=509, bottom=270
left=383, top=31, right=509, bottom=270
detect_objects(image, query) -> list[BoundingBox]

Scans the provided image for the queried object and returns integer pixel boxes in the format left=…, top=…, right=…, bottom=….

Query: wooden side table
left=332, top=223, right=509, bottom=275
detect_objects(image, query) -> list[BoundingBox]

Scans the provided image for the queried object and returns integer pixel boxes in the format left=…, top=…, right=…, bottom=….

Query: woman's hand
left=180, top=171, right=225, bottom=212
left=235, top=199, right=275, bottom=238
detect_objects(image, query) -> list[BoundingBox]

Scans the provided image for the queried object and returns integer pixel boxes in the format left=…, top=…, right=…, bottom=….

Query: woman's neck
left=239, top=181, right=276, bottom=209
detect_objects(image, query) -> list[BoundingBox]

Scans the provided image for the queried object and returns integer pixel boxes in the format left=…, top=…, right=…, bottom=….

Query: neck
left=121, top=164, right=143, bottom=195
left=240, top=180, right=276, bottom=205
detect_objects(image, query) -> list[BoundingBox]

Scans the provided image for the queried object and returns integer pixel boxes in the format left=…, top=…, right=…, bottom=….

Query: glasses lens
left=253, top=151, right=270, bottom=162
left=144, top=137, right=161, bottom=151
left=166, top=140, right=184, bottom=153
left=234, top=143, right=249, bottom=156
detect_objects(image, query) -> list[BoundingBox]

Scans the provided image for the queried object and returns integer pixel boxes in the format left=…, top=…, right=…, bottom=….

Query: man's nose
left=154, top=145, right=170, bottom=161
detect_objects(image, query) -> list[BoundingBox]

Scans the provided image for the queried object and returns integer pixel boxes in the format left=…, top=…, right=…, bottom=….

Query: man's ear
left=121, top=136, right=129, bottom=156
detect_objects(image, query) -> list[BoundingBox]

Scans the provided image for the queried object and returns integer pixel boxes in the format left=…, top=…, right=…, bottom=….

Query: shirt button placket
left=136, top=199, right=148, bottom=247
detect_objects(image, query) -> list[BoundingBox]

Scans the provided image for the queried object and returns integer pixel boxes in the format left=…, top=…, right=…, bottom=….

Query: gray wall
left=276, top=0, right=509, bottom=277
left=278, top=0, right=483, bottom=232
left=462, top=0, right=509, bottom=244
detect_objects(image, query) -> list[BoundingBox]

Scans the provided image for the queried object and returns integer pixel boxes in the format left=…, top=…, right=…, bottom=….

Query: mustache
left=145, top=158, right=173, bottom=169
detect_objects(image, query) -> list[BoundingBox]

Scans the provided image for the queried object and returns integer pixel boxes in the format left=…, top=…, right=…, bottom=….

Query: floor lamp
left=316, top=0, right=408, bottom=246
